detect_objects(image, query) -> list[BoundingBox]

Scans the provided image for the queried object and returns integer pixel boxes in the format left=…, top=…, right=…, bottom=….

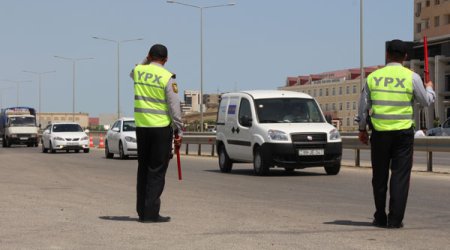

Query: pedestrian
left=356, top=39, right=435, bottom=228
left=131, top=44, right=183, bottom=223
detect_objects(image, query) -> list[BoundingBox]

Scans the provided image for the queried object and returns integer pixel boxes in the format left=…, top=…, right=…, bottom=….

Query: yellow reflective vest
left=133, top=64, right=173, bottom=127
left=367, top=65, right=414, bottom=131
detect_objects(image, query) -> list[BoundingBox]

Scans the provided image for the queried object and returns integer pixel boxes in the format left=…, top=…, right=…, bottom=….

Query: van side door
left=233, top=97, right=254, bottom=161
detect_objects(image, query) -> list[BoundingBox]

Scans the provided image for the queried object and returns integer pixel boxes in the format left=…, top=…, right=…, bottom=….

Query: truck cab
left=1, top=107, right=39, bottom=147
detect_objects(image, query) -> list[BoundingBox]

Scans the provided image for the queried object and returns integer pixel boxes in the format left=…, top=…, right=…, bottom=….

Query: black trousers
left=370, top=127, right=414, bottom=225
left=136, top=126, right=172, bottom=219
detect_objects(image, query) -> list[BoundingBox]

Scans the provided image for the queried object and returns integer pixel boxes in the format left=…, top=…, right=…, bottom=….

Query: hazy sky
left=0, top=0, right=413, bottom=117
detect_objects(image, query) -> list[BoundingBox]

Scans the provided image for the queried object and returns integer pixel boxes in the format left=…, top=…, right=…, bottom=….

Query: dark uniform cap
left=386, top=39, right=406, bottom=55
left=149, top=44, right=168, bottom=59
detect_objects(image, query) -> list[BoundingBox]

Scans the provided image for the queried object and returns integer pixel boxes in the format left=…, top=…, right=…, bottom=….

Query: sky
left=0, top=0, right=413, bottom=117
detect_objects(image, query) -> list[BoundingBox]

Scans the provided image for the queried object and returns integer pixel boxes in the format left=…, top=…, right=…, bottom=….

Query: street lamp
left=54, top=56, right=94, bottom=122
left=22, top=70, right=56, bottom=122
left=92, top=36, right=143, bottom=119
left=0, top=79, right=32, bottom=106
left=167, top=0, right=235, bottom=132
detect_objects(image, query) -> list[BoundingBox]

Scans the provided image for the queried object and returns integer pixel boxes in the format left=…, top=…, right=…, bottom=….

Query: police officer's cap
left=149, top=44, right=168, bottom=60
left=387, top=39, right=406, bottom=56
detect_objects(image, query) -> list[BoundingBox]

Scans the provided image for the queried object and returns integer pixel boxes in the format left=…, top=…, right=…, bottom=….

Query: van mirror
left=240, top=115, right=252, bottom=127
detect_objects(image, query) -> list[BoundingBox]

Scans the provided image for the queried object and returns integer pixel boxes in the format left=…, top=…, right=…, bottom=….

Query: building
left=37, top=112, right=89, bottom=128
left=413, top=0, right=450, bottom=128
left=183, top=90, right=201, bottom=113
left=280, top=67, right=383, bottom=131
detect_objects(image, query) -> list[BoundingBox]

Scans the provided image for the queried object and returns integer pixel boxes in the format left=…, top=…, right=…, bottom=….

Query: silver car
left=104, top=118, right=137, bottom=159
left=427, top=118, right=450, bottom=136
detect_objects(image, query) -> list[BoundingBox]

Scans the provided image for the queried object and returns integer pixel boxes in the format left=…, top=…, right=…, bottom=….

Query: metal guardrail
left=181, top=134, right=450, bottom=173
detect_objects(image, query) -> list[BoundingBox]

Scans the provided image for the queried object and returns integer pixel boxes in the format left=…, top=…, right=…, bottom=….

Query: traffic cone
left=98, top=134, right=105, bottom=149
left=89, top=135, right=94, bottom=148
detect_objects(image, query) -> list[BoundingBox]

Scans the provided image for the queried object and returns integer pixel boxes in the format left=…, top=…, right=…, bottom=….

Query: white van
left=216, top=90, right=342, bottom=175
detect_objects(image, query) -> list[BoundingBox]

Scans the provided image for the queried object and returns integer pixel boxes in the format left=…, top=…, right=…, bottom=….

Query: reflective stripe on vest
left=133, top=64, right=172, bottom=127
left=367, top=65, right=414, bottom=131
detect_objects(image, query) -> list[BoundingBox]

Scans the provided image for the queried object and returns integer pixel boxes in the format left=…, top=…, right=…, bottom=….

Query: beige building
left=280, top=67, right=382, bottom=132
left=37, top=112, right=89, bottom=128
left=413, top=0, right=450, bottom=128
left=414, top=0, right=450, bottom=41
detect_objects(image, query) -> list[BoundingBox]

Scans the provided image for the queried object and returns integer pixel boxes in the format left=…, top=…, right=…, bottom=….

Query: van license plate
left=298, top=149, right=324, bottom=156
left=20, top=137, right=28, bottom=140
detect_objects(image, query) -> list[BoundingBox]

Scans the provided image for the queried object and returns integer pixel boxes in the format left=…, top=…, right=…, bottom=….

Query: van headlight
left=125, top=136, right=137, bottom=143
left=329, top=129, right=341, bottom=141
left=268, top=129, right=288, bottom=141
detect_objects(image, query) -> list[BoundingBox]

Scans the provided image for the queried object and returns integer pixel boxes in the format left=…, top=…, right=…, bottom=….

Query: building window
left=346, top=86, right=350, bottom=95
left=346, top=102, right=350, bottom=110
left=75, top=117, right=80, bottom=121
left=353, top=102, right=356, bottom=110
left=326, top=88, right=329, bottom=96
left=353, top=85, right=357, bottom=94
left=332, top=87, right=336, bottom=95
left=435, top=16, right=440, bottom=27
left=435, top=0, right=440, bottom=4
left=319, top=89, right=323, bottom=96
left=332, top=103, right=336, bottom=111
left=61, top=117, right=66, bottom=121
left=54, top=117, right=59, bottom=121
left=339, top=103, right=343, bottom=111
left=325, top=103, right=329, bottom=111
left=313, top=89, right=317, bottom=97
left=446, top=14, right=450, bottom=24
left=339, top=87, right=342, bottom=95
left=426, top=0, right=430, bottom=7
left=416, top=23, right=422, bottom=33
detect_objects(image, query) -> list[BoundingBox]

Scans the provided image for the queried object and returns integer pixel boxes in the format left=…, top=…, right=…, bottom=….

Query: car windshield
left=255, top=98, right=324, bottom=123
left=123, top=120, right=136, bottom=132
left=9, top=116, right=36, bottom=126
left=53, top=124, right=83, bottom=132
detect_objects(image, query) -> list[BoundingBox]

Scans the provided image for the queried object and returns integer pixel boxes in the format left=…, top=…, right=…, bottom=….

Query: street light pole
left=167, top=0, right=235, bottom=132
left=22, top=70, right=56, bottom=122
left=92, top=36, right=143, bottom=119
left=54, top=56, right=94, bottom=122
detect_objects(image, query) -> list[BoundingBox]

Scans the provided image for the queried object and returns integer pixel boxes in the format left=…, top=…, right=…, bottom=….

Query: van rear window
left=255, top=98, right=324, bottom=123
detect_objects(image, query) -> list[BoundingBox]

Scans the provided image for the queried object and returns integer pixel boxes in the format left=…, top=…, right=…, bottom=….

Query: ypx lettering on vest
left=373, top=77, right=406, bottom=88
left=136, top=70, right=163, bottom=84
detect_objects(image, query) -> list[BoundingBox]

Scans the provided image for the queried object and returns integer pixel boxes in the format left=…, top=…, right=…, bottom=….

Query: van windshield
left=254, top=98, right=324, bottom=123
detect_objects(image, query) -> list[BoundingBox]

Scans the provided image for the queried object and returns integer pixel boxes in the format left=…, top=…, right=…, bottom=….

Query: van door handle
left=236, top=127, right=240, bottom=134
left=231, top=127, right=235, bottom=133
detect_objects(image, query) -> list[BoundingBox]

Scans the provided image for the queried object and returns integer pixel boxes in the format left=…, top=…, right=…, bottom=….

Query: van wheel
left=218, top=145, right=233, bottom=173
left=324, top=163, right=341, bottom=175
left=253, top=147, right=270, bottom=176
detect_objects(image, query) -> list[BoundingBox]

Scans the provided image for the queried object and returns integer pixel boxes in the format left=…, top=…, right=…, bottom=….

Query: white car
left=104, top=118, right=137, bottom=159
left=41, top=122, right=90, bottom=153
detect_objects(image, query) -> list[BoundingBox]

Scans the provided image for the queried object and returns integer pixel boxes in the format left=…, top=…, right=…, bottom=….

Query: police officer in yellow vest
left=131, top=44, right=183, bottom=223
left=357, top=39, right=435, bottom=228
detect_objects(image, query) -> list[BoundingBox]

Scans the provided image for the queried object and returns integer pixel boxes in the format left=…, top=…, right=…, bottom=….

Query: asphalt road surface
left=1, top=146, right=449, bottom=249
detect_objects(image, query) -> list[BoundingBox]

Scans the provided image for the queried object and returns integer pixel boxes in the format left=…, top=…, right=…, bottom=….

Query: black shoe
left=387, top=222, right=403, bottom=229
left=372, top=219, right=387, bottom=228
left=139, top=215, right=171, bottom=223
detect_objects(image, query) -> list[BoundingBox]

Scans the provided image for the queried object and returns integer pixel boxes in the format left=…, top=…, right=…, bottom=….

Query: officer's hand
left=358, top=130, right=369, bottom=145
left=424, top=81, right=433, bottom=89
left=174, top=136, right=182, bottom=148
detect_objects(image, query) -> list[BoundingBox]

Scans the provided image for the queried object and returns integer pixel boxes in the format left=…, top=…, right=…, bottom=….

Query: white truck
left=0, top=107, right=39, bottom=147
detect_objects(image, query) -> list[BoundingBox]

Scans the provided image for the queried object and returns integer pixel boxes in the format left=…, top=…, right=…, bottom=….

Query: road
left=1, top=146, right=449, bottom=249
